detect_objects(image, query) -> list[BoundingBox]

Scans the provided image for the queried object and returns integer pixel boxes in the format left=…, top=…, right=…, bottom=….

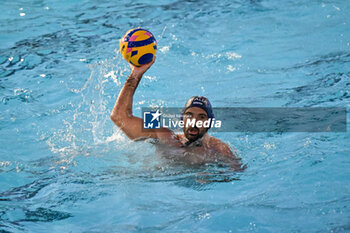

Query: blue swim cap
left=181, top=96, right=215, bottom=128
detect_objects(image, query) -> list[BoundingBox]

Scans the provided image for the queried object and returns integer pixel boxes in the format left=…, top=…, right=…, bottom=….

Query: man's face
left=183, top=107, right=209, bottom=142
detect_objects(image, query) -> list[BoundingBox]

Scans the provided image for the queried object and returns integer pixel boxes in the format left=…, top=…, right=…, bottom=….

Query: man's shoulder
left=207, top=135, right=227, bottom=147
left=207, top=135, right=234, bottom=157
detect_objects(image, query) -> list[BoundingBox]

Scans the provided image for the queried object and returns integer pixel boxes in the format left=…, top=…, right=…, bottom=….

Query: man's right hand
left=129, top=56, right=156, bottom=79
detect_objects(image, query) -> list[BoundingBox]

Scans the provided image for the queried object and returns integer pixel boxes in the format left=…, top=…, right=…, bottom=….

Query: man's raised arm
left=110, top=58, right=180, bottom=145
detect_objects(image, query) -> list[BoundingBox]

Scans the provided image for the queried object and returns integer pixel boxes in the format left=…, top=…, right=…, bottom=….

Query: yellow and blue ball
left=119, top=28, right=157, bottom=67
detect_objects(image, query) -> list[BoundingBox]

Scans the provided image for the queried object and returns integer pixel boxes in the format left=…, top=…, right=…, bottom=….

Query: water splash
left=46, top=56, right=129, bottom=161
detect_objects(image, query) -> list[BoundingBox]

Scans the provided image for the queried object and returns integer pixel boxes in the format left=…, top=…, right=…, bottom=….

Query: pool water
left=1, top=0, right=349, bottom=232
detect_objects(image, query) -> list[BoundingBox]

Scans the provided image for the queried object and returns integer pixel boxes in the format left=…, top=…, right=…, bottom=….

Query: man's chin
left=185, top=133, right=200, bottom=142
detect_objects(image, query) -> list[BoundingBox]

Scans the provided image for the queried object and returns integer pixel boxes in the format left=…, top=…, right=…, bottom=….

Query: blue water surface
left=0, top=0, right=350, bottom=232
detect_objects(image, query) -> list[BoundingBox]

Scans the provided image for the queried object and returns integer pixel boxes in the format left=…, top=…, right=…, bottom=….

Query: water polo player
left=110, top=57, right=243, bottom=170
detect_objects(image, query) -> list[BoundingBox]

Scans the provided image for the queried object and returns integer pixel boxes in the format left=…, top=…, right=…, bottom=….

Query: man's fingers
left=145, top=56, right=156, bottom=67
left=129, top=56, right=156, bottom=70
left=128, top=55, right=156, bottom=77
left=140, top=56, right=156, bottom=70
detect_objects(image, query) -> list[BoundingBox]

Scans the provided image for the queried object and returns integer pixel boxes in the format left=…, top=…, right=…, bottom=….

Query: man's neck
left=183, top=133, right=210, bottom=147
